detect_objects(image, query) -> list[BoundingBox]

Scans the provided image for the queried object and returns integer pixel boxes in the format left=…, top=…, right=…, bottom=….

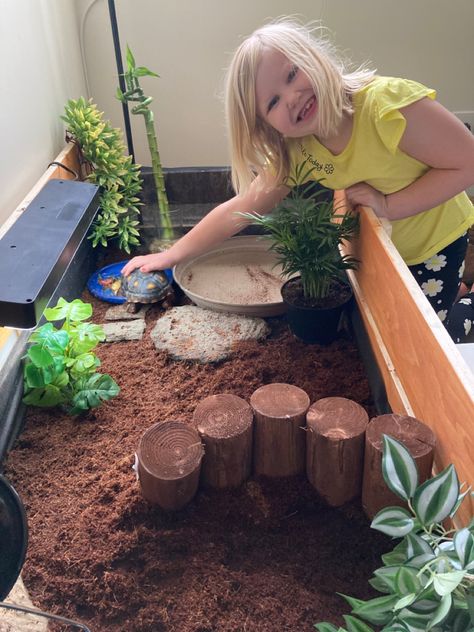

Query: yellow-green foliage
left=62, top=97, right=142, bottom=253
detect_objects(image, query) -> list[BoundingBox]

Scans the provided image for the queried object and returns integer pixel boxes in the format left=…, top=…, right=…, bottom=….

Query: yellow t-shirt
left=286, top=76, right=474, bottom=265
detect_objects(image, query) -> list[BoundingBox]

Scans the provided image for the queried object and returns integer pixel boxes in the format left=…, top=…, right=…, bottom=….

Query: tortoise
left=121, top=269, right=174, bottom=313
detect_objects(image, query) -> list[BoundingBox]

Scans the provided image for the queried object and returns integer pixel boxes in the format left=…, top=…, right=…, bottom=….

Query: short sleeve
left=372, top=78, right=436, bottom=154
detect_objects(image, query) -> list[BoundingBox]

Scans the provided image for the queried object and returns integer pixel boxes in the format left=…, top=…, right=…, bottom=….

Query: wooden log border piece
left=362, top=413, right=436, bottom=520
left=337, top=193, right=474, bottom=526
left=250, top=383, right=310, bottom=477
left=136, top=421, right=204, bottom=511
left=306, top=397, right=368, bottom=506
left=194, top=393, right=254, bottom=489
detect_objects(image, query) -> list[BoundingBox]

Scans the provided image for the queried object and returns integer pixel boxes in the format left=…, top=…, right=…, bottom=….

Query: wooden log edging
left=306, top=397, right=369, bottom=506
left=135, top=393, right=442, bottom=519
left=250, top=383, right=310, bottom=477
left=193, top=393, right=254, bottom=489
left=362, top=413, right=436, bottom=519
left=136, top=421, right=204, bottom=511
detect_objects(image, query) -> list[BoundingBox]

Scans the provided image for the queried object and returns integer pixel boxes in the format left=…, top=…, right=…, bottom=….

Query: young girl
left=122, top=18, right=474, bottom=341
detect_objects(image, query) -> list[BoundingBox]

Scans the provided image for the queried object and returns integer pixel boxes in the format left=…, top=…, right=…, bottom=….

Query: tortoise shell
left=121, top=269, right=172, bottom=304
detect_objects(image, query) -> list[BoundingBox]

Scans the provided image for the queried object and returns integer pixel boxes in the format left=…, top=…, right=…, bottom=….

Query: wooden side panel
left=338, top=191, right=474, bottom=525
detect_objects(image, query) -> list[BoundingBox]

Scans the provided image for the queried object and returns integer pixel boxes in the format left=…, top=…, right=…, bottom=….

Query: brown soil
left=5, top=284, right=390, bottom=632
left=281, top=277, right=352, bottom=309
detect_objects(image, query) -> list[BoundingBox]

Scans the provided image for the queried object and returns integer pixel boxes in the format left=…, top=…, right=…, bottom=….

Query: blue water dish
left=87, top=261, right=173, bottom=304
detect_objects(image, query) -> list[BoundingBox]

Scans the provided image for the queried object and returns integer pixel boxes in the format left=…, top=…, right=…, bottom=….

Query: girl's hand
left=345, top=182, right=389, bottom=218
left=121, top=251, right=173, bottom=276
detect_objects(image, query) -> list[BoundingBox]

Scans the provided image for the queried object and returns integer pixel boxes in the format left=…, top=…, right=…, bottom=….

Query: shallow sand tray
left=173, top=235, right=288, bottom=317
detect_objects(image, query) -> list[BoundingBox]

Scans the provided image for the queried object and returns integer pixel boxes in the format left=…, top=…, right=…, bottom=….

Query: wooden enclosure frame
left=337, top=191, right=474, bottom=526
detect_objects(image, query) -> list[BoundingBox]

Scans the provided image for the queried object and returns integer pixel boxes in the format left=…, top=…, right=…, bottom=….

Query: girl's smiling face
left=255, top=47, right=318, bottom=137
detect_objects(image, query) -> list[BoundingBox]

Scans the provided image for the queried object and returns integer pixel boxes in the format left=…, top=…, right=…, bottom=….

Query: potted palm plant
left=242, top=162, right=359, bottom=344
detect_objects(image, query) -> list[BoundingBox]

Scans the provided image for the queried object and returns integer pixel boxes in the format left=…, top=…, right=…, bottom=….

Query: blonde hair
left=225, top=18, right=376, bottom=194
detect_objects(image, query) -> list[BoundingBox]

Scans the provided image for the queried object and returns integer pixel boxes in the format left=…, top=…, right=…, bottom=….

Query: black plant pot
left=281, top=277, right=353, bottom=345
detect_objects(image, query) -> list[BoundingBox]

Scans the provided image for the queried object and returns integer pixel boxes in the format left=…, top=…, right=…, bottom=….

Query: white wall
left=0, top=0, right=87, bottom=228
left=77, top=0, right=474, bottom=168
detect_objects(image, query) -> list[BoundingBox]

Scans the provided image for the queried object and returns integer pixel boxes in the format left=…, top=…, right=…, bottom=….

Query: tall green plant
left=23, top=298, right=119, bottom=415
left=315, top=435, right=474, bottom=632
left=241, top=161, right=359, bottom=300
left=62, top=97, right=142, bottom=253
left=116, top=45, right=174, bottom=240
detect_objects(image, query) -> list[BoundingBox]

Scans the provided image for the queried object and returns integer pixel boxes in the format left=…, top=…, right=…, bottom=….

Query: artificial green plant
left=116, top=45, right=174, bottom=240
left=62, top=97, right=142, bottom=253
left=23, top=298, right=120, bottom=415
left=241, top=161, right=359, bottom=301
left=315, top=434, right=474, bottom=632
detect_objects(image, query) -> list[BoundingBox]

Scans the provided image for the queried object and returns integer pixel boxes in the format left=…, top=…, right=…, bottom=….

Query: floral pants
left=408, top=233, right=474, bottom=343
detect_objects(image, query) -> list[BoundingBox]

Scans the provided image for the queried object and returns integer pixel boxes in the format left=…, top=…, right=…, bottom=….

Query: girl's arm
left=345, top=97, right=474, bottom=220
left=121, top=175, right=289, bottom=275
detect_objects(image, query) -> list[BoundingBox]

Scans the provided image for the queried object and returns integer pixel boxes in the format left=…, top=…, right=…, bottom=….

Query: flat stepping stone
left=101, top=319, right=146, bottom=342
left=150, top=305, right=270, bottom=362
left=104, top=303, right=150, bottom=321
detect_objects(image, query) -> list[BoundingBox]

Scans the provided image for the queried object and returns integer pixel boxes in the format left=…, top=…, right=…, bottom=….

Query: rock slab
left=102, top=319, right=146, bottom=342
left=150, top=305, right=270, bottom=362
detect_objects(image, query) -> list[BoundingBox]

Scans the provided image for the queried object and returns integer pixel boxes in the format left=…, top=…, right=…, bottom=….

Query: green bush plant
left=116, top=45, right=174, bottom=240
left=241, top=161, right=359, bottom=302
left=315, top=434, right=474, bottom=632
left=62, top=97, right=142, bottom=253
left=23, top=298, right=119, bottom=415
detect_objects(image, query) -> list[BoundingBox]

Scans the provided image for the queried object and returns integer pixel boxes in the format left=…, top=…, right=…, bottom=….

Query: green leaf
left=27, top=345, right=55, bottom=368
left=427, top=593, right=452, bottom=630
left=406, top=552, right=436, bottom=569
left=372, top=566, right=401, bottom=593
left=371, top=507, right=415, bottom=537
left=70, top=352, right=99, bottom=375
left=29, top=326, right=69, bottom=354
left=70, top=373, right=120, bottom=414
left=395, top=566, right=422, bottom=596
left=314, top=624, right=340, bottom=632
left=134, top=65, right=159, bottom=77
left=24, top=363, right=47, bottom=388
left=405, top=533, right=434, bottom=559
left=382, top=435, right=418, bottom=501
left=432, top=571, right=466, bottom=596
left=382, top=540, right=408, bottom=566
left=397, top=608, right=436, bottom=631
left=45, top=297, right=92, bottom=324
left=412, top=464, right=460, bottom=525
left=350, top=594, right=400, bottom=625
left=454, top=528, right=474, bottom=569
left=394, top=593, right=417, bottom=611
left=451, top=610, right=472, bottom=632
left=343, top=615, right=375, bottom=631
left=126, top=44, right=136, bottom=69
left=22, top=383, right=65, bottom=408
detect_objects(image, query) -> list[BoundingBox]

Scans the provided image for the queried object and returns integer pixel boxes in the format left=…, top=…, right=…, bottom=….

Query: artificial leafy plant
left=116, top=45, right=174, bottom=240
left=62, top=97, right=142, bottom=253
left=315, top=434, right=474, bottom=632
left=23, top=298, right=120, bottom=416
left=241, top=161, right=359, bottom=301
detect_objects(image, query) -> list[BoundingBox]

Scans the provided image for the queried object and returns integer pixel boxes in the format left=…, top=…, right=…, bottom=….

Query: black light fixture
left=0, top=179, right=100, bottom=329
